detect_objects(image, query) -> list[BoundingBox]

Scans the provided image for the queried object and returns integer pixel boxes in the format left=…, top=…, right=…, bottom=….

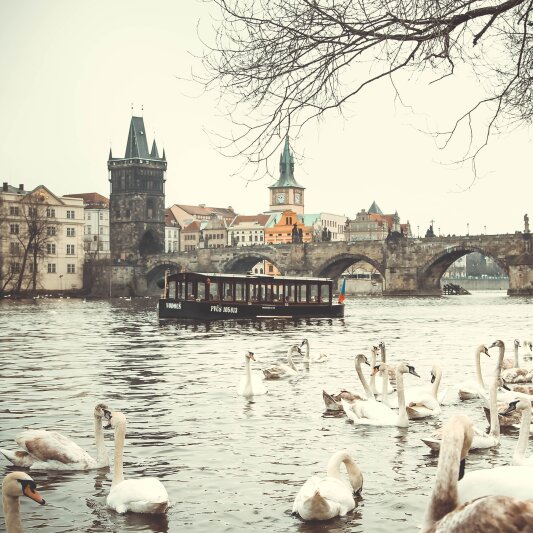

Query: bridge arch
left=315, top=253, right=385, bottom=281
left=145, top=261, right=186, bottom=293
left=419, top=245, right=509, bottom=291
left=223, top=251, right=284, bottom=275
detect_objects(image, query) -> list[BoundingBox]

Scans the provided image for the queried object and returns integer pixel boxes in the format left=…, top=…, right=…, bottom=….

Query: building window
left=67, top=227, right=76, bottom=237
left=99, top=212, right=103, bottom=220
left=9, top=223, right=19, bottom=234
left=9, top=206, right=19, bottom=216
left=66, top=244, right=75, bottom=255
left=66, top=210, right=75, bottom=219
left=46, top=208, right=56, bottom=217
left=10, top=242, right=19, bottom=254
left=67, top=264, right=76, bottom=274
left=47, top=226, right=56, bottom=236
left=46, top=243, right=56, bottom=254
left=11, top=263, right=21, bottom=273
left=47, top=263, right=56, bottom=273
left=87, top=213, right=91, bottom=220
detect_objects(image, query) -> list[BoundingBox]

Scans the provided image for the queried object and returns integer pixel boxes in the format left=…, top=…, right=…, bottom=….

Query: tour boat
left=158, top=271, right=345, bottom=320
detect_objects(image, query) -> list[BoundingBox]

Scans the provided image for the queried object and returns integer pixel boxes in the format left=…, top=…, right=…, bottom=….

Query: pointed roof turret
left=125, top=116, right=150, bottom=159
left=368, top=201, right=383, bottom=215
left=162, top=148, right=166, bottom=161
left=108, top=147, right=113, bottom=161
left=150, top=139, right=160, bottom=159
left=269, top=135, right=304, bottom=189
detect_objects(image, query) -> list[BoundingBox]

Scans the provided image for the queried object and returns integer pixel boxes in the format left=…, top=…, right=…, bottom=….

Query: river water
left=1, top=291, right=532, bottom=532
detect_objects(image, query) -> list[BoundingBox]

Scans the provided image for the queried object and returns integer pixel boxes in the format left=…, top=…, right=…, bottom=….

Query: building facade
left=108, top=116, right=167, bottom=262
left=264, top=210, right=313, bottom=244
left=164, top=208, right=181, bottom=253
left=345, top=201, right=412, bottom=241
left=228, top=214, right=269, bottom=246
left=303, top=213, right=348, bottom=242
left=64, top=192, right=110, bottom=259
left=0, top=183, right=84, bottom=292
left=268, top=136, right=305, bottom=215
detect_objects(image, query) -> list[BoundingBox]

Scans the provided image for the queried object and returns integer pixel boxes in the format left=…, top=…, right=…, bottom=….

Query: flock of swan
left=238, top=337, right=533, bottom=530
left=4, top=336, right=533, bottom=531
left=1, top=405, right=168, bottom=531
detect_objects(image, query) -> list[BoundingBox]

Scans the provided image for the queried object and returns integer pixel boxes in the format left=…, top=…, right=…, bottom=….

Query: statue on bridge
left=525, top=213, right=530, bottom=234
left=425, top=224, right=435, bottom=238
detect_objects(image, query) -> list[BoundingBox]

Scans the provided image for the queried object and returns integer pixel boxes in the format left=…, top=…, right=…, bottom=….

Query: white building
left=302, top=213, right=348, bottom=242
left=64, top=192, right=110, bottom=258
left=0, top=183, right=85, bottom=292
left=165, top=208, right=181, bottom=253
left=228, top=214, right=270, bottom=246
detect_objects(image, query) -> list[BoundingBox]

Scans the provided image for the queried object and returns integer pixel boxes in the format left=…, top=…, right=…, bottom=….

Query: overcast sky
left=1, top=0, right=531, bottom=236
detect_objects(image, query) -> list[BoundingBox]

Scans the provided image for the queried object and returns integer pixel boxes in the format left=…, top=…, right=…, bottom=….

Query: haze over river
left=1, top=291, right=532, bottom=532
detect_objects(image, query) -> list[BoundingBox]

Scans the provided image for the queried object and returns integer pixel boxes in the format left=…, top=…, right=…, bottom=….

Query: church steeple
left=268, top=134, right=305, bottom=214
left=270, top=135, right=303, bottom=188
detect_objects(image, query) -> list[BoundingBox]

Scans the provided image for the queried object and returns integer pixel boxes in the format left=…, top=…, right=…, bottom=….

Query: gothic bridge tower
left=108, top=116, right=167, bottom=262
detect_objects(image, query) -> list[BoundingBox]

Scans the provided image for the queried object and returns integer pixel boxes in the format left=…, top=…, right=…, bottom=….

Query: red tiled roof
left=182, top=221, right=201, bottom=232
left=231, top=214, right=270, bottom=225
left=64, top=192, right=109, bottom=208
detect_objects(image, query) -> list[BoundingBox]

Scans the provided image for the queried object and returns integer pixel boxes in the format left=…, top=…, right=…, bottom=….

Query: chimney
left=18, top=184, right=24, bottom=193
left=2, top=182, right=7, bottom=192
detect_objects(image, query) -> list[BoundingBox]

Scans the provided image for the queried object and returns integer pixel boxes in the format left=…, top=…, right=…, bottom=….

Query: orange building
left=264, top=210, right=313, bottom=244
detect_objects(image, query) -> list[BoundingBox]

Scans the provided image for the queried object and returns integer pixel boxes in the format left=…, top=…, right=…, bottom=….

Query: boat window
left=168, top=282, right=176, bottom=300
left=186, top=281, right=195, bottom=300
left=235, top=283, right=245, bottom=302
left=284, top=284, right=294, bottom=303
left=197, top=282, right=206, bottom=301
left=222, top=282, right=233, bottom=301
left=176, top=281, right=185, bottom=300
left=309, top=284, right=319, bottom=303
left=298, top=284, right=306, bottom=303
left=208, top=281, right=219, bottom=301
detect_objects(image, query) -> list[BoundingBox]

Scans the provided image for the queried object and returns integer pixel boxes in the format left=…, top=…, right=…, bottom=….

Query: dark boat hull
left=158, top=299, right=344, bottom=320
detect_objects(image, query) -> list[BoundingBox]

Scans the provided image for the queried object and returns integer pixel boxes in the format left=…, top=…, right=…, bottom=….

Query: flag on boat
left=338, top=278, right=346, bottom=304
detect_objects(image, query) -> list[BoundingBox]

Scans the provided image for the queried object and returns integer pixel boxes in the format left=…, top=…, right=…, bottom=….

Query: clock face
left=294, top=192, right=301, bottom=204
left=276, top=193, right=285, bottom=204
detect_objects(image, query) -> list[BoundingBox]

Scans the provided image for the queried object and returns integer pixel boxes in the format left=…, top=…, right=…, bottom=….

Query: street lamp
left=484, top=225, right=487, bottom=235
left=467, top=223, right=470, bottom=236
left=59, top=274, right=63, bottom=292
left=417, top=225, right=419, bottom=238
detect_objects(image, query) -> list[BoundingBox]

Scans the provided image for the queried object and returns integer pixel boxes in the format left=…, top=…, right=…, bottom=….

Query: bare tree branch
left=200, top=0, right=533, bottom=175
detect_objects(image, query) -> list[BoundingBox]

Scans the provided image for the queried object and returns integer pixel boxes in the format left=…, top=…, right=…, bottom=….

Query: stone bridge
left=115, top=233, right=533, bottom=296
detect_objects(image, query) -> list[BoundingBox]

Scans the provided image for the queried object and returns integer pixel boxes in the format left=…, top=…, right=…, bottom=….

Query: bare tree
left=13, top=192, right=52, bottom=293
left=203, top=0, right=533, bottom=171
left=0, top=196, right=18, bottom=293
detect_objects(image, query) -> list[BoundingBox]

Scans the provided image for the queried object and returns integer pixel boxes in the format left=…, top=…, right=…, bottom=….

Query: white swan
left=104, top=411, right=168, bottom=514
left=500, top=398, right=533, bottom=466
left=323, top=353, right=373, bottom=411
left=422, top=374, right=501, bottom=451
left=300, top=338, right=328, bottom=363
left=497, top=339, right=533, bottom=383
left=405, top=365, right=444, bottom=419
left=237, top=351, right=267, bottom=396
left=502, top=339, right=521, bottom=370
left=368, top=345, right=381, bottom=397
left=2, top=471, right=45, bottom=533
left=457, top=344, right=490, bottom=400
left=342, top=362, right=420, bottom=427
left=291, top=450, right=362, bottom=521
left=262, top=345, right=301, bottom=379
left=420, top=414, right=533, bottom=532
left=0, top=403, right=110, bottom=470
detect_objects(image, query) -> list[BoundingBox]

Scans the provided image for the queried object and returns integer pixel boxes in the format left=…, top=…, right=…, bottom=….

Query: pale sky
left=1, top=0, right=531, bottom=236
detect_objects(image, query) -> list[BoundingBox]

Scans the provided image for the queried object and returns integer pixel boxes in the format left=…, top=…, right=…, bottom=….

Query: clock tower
left=268, top=136, right=304, bottom=214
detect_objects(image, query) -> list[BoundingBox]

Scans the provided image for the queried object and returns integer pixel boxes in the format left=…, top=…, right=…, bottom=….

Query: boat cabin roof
left=166, top=272, right=333, bottom=284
